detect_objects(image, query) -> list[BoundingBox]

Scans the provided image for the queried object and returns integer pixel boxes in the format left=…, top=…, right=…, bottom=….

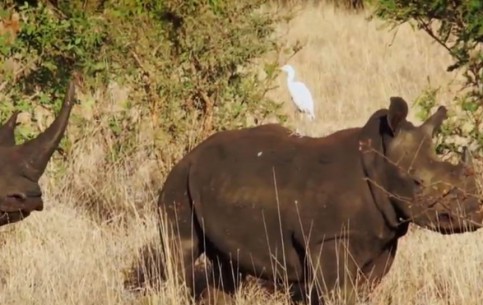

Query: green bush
left=0, top=0, right=284, bottom=158
left=0, top=1, right=106, bottom=141
left=373, top=0, right=483, bottom=155
left=0, top=0, right=285, bottom=220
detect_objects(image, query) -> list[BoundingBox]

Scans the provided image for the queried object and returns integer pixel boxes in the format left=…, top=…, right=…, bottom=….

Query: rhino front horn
left=19, top=80, right=76, bottom=180
left=0, top=111, right=19, bottom=146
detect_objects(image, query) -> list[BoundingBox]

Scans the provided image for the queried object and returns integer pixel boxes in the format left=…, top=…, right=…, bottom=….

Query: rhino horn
left=0, top=111, right=19, bottom=146
left=19, top=80, right=76, bottom=180
left=421, top=106, right=447, bottom=136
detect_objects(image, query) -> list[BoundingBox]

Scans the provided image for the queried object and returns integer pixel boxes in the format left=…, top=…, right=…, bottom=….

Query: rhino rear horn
left=0, top=111, right=19, bottom=146
left=19, top=80, right=76, bottom=180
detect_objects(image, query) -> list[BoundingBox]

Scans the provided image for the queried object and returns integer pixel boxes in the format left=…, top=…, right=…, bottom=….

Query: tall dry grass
left=0, top=3, right=482, bottom=305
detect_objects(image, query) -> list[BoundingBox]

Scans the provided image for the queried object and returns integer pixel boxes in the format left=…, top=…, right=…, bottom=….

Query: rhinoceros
left=0, top=81, right=75, bottom=226
left=156, top=97, right=483, bottom=304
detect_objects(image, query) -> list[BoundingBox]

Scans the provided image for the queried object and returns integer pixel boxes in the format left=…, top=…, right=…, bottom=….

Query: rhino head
left=0, top=81, right=75, bottom=226
left=360, top=97, right=483, bottom=234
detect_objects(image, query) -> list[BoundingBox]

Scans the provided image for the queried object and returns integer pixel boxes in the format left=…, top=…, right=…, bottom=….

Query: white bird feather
left=281, top=64, right=315, bottom=120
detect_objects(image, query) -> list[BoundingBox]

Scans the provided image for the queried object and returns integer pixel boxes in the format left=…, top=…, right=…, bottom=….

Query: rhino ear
left=359, top=109, right=390, bottom=179
left=387, top=97, right=408, bottom=135
left=359, top=109, right=400, bottom=229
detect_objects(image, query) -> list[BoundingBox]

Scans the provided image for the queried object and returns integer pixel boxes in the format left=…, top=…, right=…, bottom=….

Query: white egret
left=281, top=64, right=315, bottom=120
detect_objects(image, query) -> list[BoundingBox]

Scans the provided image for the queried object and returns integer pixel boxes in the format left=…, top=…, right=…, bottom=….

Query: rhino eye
left=413, top=178, right=424, bottom=187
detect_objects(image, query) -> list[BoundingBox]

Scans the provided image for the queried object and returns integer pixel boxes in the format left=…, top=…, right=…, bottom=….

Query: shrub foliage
left=0, top=0, right=282, bottom=154
left=374, top=0, right=483, bottom=154
left=0, top=0, right=284, bottom=219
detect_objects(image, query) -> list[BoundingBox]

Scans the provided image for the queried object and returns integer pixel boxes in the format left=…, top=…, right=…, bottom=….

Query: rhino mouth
left=433, top=205, right=483, bottom=234
left=0, top=210, right=32, bottom=226
left=0, top=195, right=43, bottom=213
left=0, top=195, right=43, bottom=226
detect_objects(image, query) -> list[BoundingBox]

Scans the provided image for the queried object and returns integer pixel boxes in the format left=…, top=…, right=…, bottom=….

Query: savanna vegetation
left=0, top=0, right=482, bottom=304
left=374, top=0, right=483, bottom=154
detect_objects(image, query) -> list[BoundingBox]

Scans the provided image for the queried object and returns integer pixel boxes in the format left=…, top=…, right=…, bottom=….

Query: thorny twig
left=359, top=139, right=483, bottom=227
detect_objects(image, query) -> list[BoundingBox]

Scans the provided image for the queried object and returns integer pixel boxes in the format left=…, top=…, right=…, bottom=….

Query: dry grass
left=1, top=3, right=482, bottom=305
left=269, top=3, right=461, bottom=135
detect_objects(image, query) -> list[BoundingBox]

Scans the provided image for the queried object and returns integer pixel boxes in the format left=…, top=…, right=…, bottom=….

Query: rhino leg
left=200, top=252, right=247, bottom=305
left=159, top=200, right=204, bottom=298
left=288, top=282, right=320, bottom=305
left=305, top=242, right=358, bottom=305
left=158, top=161, right=205, bottom=297
left=198, top=286, right=234, bottom=305
left=198, top=256, right=242, bottom=305
left=359, top=245, right=397, bottom=290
